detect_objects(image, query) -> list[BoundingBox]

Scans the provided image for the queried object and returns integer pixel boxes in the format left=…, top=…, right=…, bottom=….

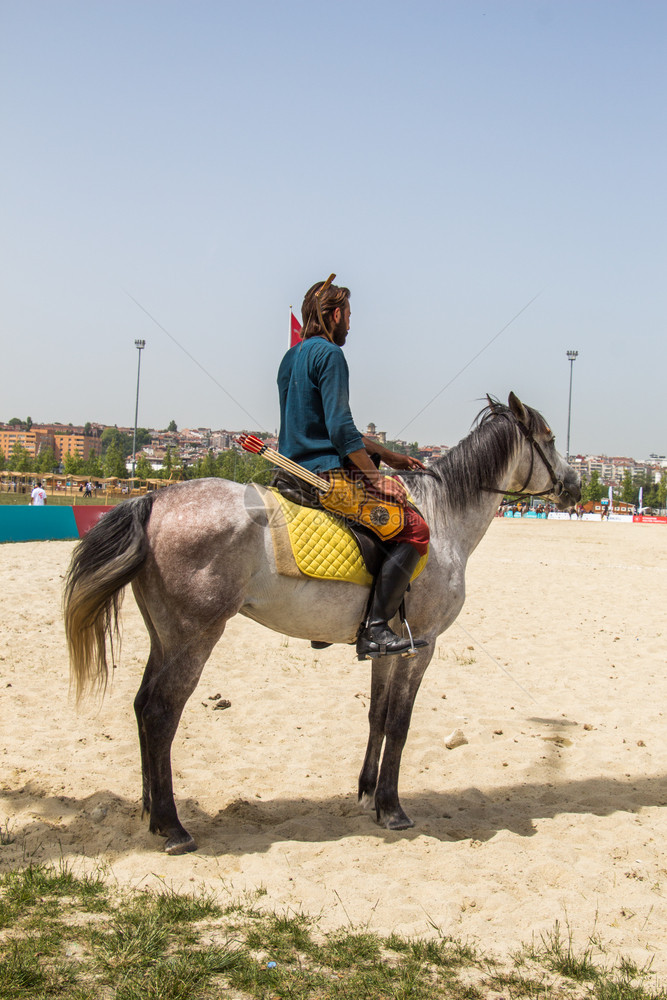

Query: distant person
left=84, top=481, right=92, bottom=498
left=30, top=481, right=47, bottom=505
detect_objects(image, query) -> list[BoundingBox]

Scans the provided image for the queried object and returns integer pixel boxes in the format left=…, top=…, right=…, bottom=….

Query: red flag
left=290, top=309, right=302, bottom=347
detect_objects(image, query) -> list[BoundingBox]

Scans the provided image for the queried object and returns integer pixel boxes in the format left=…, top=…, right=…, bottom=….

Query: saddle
left=261, top=472, right=428, bottom=586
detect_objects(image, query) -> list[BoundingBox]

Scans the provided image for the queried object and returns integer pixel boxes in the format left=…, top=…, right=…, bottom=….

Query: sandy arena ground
left=1, top=519, right=666, bottom=979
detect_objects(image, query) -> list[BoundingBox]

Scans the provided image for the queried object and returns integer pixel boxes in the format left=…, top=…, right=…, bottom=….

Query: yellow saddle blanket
left=263, top=487, right=428, bottom=587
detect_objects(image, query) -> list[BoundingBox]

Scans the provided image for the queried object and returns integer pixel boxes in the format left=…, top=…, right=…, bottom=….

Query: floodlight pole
left=566, top=349, right=578, bottom=461
left=132, top=340, right=146, bottom=479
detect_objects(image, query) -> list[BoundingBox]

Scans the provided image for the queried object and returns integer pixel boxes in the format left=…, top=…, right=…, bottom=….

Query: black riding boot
left=356, top=543, right=429, bottom=660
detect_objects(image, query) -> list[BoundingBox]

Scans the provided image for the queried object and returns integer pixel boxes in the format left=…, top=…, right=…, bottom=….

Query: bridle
left=482, top=412, right=567, bottom=506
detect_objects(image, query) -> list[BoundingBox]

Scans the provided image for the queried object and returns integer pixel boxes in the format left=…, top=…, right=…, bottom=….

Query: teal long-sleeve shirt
left=277, top=337, right=364, bottom=472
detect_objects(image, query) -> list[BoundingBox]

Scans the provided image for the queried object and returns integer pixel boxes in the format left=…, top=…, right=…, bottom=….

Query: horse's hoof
left=379, top=809, right=415, bottom=831
left=359, top=792, right=375, bottom=811
left=164, top=834, right=197, bottom=855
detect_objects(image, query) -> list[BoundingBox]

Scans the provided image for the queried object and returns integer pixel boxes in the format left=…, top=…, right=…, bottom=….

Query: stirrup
left=356, top=621, right=427, bottom=661
left=400, top=618, right=428, bottom=658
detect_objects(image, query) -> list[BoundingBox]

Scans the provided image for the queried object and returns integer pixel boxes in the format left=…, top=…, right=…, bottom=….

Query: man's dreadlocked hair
left=300, top=279, right=350, bottom=340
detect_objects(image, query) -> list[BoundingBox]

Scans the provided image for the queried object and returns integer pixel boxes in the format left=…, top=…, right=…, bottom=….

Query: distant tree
left=581, top=470, right=603, bottom=503
left=10, top=443, right=33, bottom=472
left=199, top=450, right=217, bottom=478
left=64, top=454, right=85, bottom=475
left=83, top=453, right=104, bottom=478
left=26, top=416, right=33, bottom=429
left=176, top=452, right=195, bottom=480
left=634, top=468, right=655, bottom=507
left=620, top=469, right=635, bottom=504
left=101, top=427, right=125, bottom=453
left=635, top=468, right=654, bottom=492
left=100, top=426, right=148, bottom=459
left=84, top=422, right=92, bottom=436
left=213, top=449, right=271, bottom=484
left=135, top=453, right=152, bottom=480
left=167, top=419, right=178, bottom=432
left=0, top=449, right=5, bottom=471
left=163, top=446, right=174, bottom=480
left=657, top=472, right=667, bottom=510
left=104, top=441, right=128, bottom=478
left=645, top=471, right=666, bottom=510
left=8, top=417, right=22, bottom=427
left=36, top=447, right=57, bottom=473
left=246, top=453, right=272, bottom=484
left=383, top=440, right=420, bottom=458
left=215, top=450, right=237, bottom=481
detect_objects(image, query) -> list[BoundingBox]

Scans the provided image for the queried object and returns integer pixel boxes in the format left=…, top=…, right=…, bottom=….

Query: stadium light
left=566, top=350, right=578, bottom=461
left=132, top=339, right=146, bottom=479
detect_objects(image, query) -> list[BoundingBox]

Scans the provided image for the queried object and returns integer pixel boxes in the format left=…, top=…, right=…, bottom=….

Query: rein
left=482, top=416, right=565, bottom=506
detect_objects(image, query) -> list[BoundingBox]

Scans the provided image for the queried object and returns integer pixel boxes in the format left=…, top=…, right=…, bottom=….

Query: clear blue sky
left=3, top=0, right=665, bottom=459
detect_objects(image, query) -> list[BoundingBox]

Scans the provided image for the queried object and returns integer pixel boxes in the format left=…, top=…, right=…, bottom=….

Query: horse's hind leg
left=134, top=644, right=162, bottom=819
left=132, top=588, right=163, bottom=820
left=132, top=580, right=227, bottom=854
left=139, top=669, right=197, bottom=855
left=135, top=627, right=223, bottom=855
left=134, top=653, right=196, bottom=854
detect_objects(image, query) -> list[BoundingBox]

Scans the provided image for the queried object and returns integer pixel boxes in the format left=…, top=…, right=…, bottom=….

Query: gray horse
left=64, top=393, right=580, bottom=854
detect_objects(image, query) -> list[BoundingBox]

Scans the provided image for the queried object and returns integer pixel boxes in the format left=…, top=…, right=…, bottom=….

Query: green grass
left=537, top=918, right=601, bottom=981
left=0, top=862, right=665, bottom=999
left=0, top=491, right=125, bottom=507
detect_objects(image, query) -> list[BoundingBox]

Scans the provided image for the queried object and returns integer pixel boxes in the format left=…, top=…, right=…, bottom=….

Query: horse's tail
left=64, top=493, right=157, bottom=702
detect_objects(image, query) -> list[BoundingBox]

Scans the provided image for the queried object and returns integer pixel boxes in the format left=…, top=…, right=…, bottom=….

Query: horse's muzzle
left=554, top=477, right=581, bottom=509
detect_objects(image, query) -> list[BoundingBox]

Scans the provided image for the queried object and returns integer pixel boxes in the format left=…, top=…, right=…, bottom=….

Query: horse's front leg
left=358, top=658, right=393, bottom=809
left=374, top=653, right=431, bottom=830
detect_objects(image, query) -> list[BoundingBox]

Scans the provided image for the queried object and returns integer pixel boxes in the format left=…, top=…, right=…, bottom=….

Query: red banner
left=290, top=310, right=302, bottom=347
left=632, top=515, right=667, bottom=524
left=72, top=505, right=113, bottom=536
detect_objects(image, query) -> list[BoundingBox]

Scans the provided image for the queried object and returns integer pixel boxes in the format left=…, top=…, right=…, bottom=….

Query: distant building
left=365, top=422, right=387, bottom=445
left=54, top=432, right=102, bottom=462
left=418, top=445, right=449, bottom=465
left=0, top=423, right=102, bottom=463
left=210, top=431, right=234, bottom=451
left=569, top=454, right=663, bottom=486
left=582, top=500, right=635, bottom=515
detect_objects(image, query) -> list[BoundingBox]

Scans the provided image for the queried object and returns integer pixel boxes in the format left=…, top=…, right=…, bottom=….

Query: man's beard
left=331, top=314, right=348, bottom=346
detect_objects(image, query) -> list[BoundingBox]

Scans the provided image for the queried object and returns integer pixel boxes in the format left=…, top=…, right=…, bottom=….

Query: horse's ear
left=486, top=393, right=496, bottom=410
left=508, top=391, right=528, bottom=424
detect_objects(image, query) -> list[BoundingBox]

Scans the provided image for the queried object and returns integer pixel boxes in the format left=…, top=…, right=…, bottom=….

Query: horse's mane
left=405, top=397, right=551, bottom=516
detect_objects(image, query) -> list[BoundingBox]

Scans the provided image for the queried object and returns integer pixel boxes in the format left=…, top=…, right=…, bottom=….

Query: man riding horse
left=277, top=276, right=430, bottom=660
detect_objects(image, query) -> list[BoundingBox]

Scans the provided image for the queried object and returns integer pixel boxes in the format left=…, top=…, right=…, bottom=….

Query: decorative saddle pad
left=262, top=487, right=428, bottom=586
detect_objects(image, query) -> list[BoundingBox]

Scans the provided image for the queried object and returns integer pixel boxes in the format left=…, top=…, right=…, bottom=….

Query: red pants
left=390, top=501, right=430, bottom=555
